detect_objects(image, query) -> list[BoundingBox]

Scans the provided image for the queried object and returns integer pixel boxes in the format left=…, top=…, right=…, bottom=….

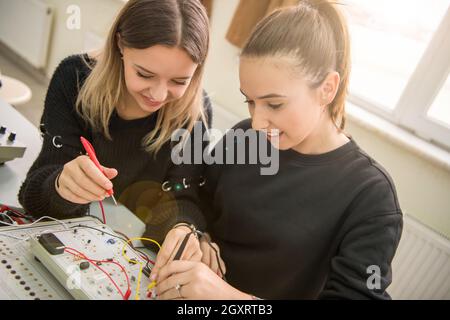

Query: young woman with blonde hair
left=19, top=0, right=211, bottom=268
left=155, top=0, right=403, bottom=300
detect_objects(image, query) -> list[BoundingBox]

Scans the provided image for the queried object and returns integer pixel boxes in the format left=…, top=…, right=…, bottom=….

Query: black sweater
left=202, top=119, right=403, bottom=300
left=18, top=54, right=212, bottom=244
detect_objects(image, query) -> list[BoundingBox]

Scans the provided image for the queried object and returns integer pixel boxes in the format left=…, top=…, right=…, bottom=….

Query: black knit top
left=18, top=54, right=212, bottom=243
left=202, top=119, right=403, bottom=299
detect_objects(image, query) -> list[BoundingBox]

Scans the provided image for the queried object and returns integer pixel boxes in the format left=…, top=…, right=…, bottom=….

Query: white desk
left=0, top=97, right=41, bottom=207
left=0, top=75, right=33, bottom=106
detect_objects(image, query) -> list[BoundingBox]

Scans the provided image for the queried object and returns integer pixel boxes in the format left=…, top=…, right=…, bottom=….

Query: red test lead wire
left=99, top=200, right=107, bottom=225
left=80, top=136, right=118, bottom=206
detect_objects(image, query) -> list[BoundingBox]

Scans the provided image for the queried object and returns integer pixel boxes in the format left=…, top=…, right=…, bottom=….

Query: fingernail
left=150, top=274, right=156, bottom=281
left=105, top=182, right=113, bottom=189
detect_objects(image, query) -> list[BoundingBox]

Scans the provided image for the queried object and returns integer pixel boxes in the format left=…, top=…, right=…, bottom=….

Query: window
left=428, top=74, right=450, bottom=128
left=343, top=1, right=450, bottom=150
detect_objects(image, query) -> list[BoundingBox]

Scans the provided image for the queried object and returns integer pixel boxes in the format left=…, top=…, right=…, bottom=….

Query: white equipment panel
left=0, top=216, right=156, bottom=300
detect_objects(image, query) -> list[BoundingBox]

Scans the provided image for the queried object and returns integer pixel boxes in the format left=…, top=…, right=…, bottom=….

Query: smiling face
left=240, top=56, right=332, bottom=152
left=119, top=45, right=198, bottom=119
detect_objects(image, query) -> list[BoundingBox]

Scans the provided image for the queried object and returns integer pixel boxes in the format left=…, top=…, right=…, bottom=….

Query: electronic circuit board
left=0, top=216, right=156, bottom=300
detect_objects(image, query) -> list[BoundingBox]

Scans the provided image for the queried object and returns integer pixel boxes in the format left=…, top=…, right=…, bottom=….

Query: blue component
left=106, top=238, right=116, bottom=245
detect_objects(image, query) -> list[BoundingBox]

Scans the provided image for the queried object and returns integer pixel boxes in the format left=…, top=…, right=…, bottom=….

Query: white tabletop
left=0, top=75, right=33, bottom=106
left=0, top=97, right=41, bottom=207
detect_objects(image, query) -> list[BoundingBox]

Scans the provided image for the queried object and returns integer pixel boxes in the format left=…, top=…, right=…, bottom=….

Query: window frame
left=347, top=4, right=450, bottom=151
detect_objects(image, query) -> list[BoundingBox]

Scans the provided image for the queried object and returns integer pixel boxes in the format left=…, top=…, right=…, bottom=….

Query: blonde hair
left=76, top=0, right=210, bottom=153
left=242, top=0, right=351, bottom=130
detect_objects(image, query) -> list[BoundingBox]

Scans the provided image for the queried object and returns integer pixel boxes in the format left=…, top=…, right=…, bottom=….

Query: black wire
left=85, top=213, right=103, bottom=224
left=73, top=222, right=225, bottom=279
left=84, top=214, right=154, bottom=267
left=198, top=231, right=226, bottom=281
left=138, top=249, right=151, bottom=271
left=210, top=242, right=227, bottom=282
left=4, top=210, right=30, bottom=219
left=173, top=232, right=194, bottom=261
left=112, top=230, right=154, bottom=270
left=128, top=245, right=153, bottom=271
left=171, top=227, right=227, bottom=280
left=69, top=224, right=129, bottom=244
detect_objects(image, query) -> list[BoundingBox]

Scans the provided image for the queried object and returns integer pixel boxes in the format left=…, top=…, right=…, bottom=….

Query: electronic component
left=142, top=266, right=151, bottom=278
left=38, top=233, right=65, bottom=255
left=29, top=217, right=156, bottom=300
left=0, top=218, right=95, bottom=300
left=8, top=132, right=16, bottom=142
left=79, top=261, right=90, bottom=270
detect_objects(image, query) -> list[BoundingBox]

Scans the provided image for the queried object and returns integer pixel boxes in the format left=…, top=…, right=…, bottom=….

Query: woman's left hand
left=150, top=225, right=202, bottom=282
left=155, top=260, right=251, bottom=300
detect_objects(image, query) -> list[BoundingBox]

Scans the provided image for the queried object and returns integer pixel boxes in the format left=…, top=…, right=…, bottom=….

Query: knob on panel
left=8, top=132, right=16, bottom=142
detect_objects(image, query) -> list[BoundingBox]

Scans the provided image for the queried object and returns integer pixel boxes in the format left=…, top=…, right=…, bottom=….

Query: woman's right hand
left=55, top=155, right=118, bottom=204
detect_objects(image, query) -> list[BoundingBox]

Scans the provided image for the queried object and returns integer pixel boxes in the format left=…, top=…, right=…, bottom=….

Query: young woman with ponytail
left=156, top=0, right=403, bottom=300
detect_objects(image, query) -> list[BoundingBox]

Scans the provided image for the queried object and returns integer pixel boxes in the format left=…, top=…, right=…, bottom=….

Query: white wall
left=43, top=0, right=123, bottom=78
left=346, top=121, right=450, bottom=238
left=203, top=0, right=247, bottom=118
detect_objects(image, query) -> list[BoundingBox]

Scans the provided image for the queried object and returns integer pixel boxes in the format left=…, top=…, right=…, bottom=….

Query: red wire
left=98, top=201, right=106, bottom=224
left=0, top=205, right=27, bottom=218
left=13, top=217, right=25, bottom=225
left=139, top=254, right=155, bottom=265
left=0, top=205, right=28, bottom=225
left=64, top=247, right=131, bottom=300
left=64, top=247, right=130, bottom=300
left=64, top=247, right=126, bottom=299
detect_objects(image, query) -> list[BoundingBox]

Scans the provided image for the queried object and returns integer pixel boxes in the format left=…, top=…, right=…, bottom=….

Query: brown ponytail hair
left=241, top=0, right=351, bottom=130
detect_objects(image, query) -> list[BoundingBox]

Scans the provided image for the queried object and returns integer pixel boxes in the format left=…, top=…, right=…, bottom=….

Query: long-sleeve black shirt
left=202, top=119, right=403, bottom=299
left=18, top=54, right=212, bottom=244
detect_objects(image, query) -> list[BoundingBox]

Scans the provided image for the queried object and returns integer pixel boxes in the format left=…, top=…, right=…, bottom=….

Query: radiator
left=389, top=214, right=450, bottom=299
left=0, top=0, right=53, bottom=69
